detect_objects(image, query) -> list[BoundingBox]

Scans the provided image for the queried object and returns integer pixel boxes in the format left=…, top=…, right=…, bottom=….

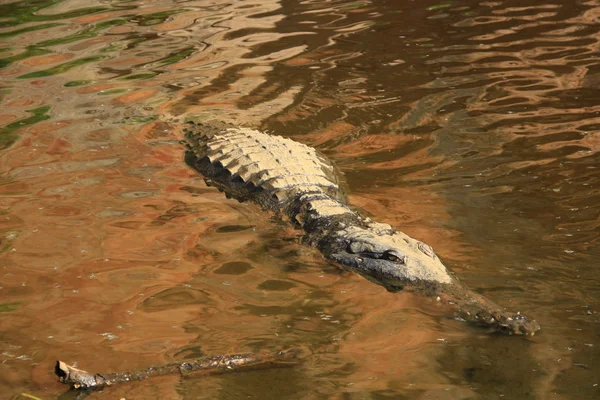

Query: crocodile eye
left=384, top=251, right=404, bottom=263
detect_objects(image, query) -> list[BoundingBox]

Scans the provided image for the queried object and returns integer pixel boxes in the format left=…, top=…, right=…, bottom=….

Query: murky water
left=1, top=0, right=599, bottom=398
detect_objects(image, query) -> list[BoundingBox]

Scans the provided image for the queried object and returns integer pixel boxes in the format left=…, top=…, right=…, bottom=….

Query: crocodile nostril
left=417, top=242, right=436, bottom=258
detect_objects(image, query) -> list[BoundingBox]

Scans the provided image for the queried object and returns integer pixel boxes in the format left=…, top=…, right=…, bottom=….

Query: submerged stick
left=56, top=351, right=295, bottom=390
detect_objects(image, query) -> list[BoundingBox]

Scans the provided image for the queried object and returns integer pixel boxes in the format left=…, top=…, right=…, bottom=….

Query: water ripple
left=1, top=0, right=600, bottom=398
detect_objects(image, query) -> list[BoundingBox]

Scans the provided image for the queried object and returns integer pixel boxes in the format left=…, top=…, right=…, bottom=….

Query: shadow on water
left=1, top=0, right=599, bottom=398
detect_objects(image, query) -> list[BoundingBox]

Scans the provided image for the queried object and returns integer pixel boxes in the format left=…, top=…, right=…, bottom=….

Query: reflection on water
left=1, top=0, right=599, bottom=398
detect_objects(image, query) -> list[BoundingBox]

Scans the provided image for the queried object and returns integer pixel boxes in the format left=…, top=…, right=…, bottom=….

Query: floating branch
left=56, top=351, right=296, bottom=390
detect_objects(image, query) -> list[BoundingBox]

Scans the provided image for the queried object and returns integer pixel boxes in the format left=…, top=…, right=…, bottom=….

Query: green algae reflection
left=0, top=19, right=124, bottom=69
left=0, top=106, right=51, bottom=150
left=0, top=22, right=63, bottom=39
left=0, top=47, right=52, bottom=69
left=17, top=55, right=106, bottom=79
left=64, top=80, right=92, bottom=87
left=35, top=19, right=127, bottom=47
left=121, top=115, right=158, bottom=124
left=0, top=302, right=21, bottom=312
left=0, top=241, right=12, bottom=255
left=0, top=0, right=107, bottom=29
left=158, top=47, right=195, bottom=66
left=129, top=10, right=186, bottom=26
left=138, top=47, right=195, bottom=71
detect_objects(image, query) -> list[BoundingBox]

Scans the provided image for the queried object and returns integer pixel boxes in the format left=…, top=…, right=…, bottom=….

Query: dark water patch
left=234, top=304, right=285, bottom=317
left=109, top=221, right=145, bottom=230
left=257, top=280, right=296, bottom=291
left=119, top=72, right=157, bottom=80
left=237, top=76, right=298, bottom=110
left=155, top=204, right=198, bottom=221
left=179, top=185, right=215, bottom=196
left=121, top=115, right=158, bottom=124
left=577, top=123, right=600, bottom=132
left=172, top=345, right=205, bottom=360
left=214, top=261, right=254, bottom=275
left=172, top=63, right=254, bottom=115
left=438, top=337, right=540, bottom=398
left=278, top=261, right=312, bottom=274
left=339, top=2, right=370, bottom=11
left=216, top=225, right=254, bottom=233
left=129, top=9, right=186, bottom=26
left=117, top=190, right=156, bottom=199
left=99, top=36, right=149, bottom=54
left=209, top=367, right=306, bottom=400
left=140, top=287, right=213, bottom=312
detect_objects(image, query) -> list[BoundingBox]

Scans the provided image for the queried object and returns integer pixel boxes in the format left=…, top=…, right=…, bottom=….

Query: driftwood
left=56, top=351, right=296, bottom=390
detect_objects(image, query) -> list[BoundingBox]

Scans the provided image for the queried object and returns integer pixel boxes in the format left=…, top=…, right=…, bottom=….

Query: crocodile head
left=328, top=222, right=453, bottom=290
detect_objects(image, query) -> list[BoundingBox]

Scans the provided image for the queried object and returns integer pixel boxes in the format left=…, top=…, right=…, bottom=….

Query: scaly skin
left=183, top=121, right=540, bottom=336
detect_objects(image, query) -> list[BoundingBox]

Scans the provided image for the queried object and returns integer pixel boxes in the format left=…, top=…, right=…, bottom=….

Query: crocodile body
left=183, top=121, right=539, bottom=335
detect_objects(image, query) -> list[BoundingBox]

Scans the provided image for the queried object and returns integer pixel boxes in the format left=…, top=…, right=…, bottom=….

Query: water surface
left=1, top=0, right=599, bottom=398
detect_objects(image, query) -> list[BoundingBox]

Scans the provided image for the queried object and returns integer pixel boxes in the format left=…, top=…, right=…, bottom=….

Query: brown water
left=1, top=0, right=599, bottom=398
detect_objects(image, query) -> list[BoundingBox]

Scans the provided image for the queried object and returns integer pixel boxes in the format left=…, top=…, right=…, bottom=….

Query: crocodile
left=183, top=121, right=540, bottom=336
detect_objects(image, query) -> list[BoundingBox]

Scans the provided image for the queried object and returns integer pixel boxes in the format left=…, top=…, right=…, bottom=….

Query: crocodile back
left=184, top=122, right=345, bottom=212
